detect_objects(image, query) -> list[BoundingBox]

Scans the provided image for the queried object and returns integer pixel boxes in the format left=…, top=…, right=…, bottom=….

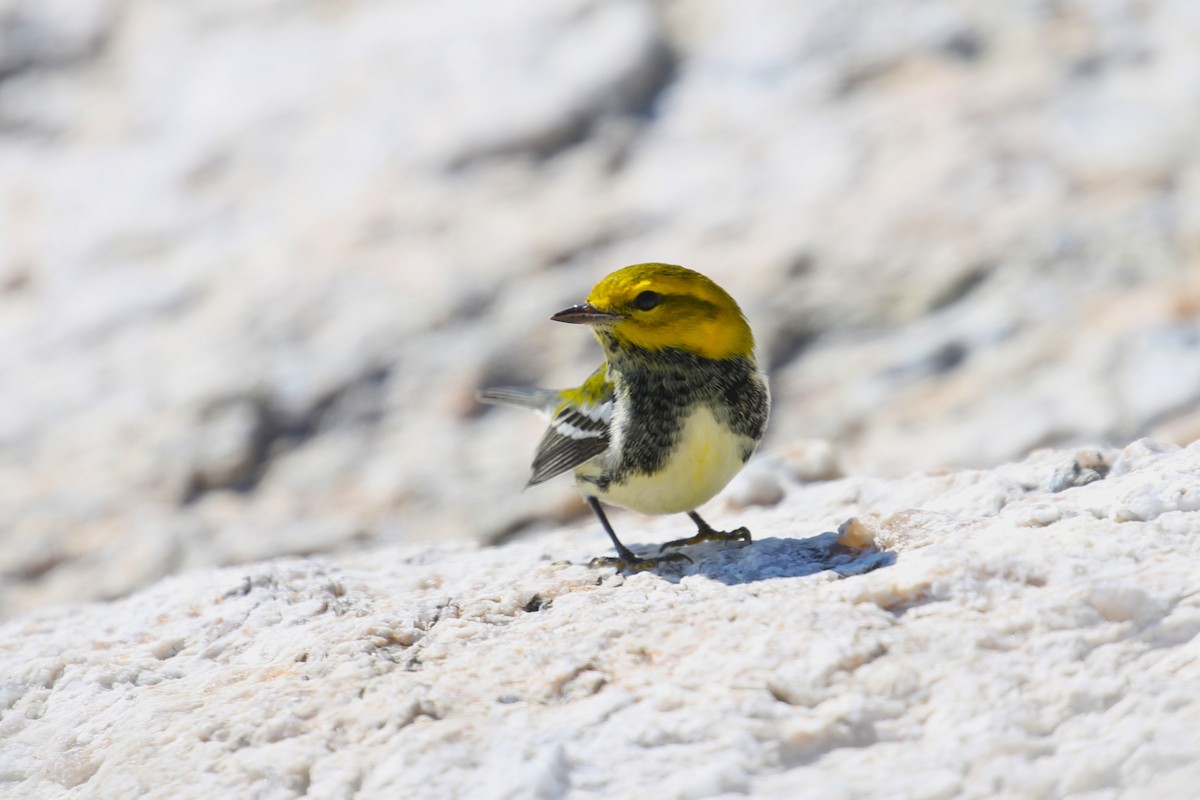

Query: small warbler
left=479, top=263, right=770, bottom=571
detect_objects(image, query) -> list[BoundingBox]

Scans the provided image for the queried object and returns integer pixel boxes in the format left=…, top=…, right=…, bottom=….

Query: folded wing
left=528, top=366, right=612, bottom=486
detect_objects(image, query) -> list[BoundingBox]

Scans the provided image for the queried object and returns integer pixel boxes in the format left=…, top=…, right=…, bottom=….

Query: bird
left=478, top=262, right=770, bottom=571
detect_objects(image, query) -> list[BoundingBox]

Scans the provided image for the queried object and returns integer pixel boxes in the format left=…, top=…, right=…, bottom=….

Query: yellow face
left=583, top=263, right=754, bottom=360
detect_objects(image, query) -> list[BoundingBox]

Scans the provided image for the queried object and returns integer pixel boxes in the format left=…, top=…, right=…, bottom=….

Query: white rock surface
left=2, top=441, right=1198, bottom=798
left=3, top=0, right=1200, bottom=623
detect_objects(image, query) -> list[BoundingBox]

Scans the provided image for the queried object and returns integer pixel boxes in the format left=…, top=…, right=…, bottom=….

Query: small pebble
left=1048, top=449, right=1111, bottom=492
left=836, top=516, right=877, bottom=550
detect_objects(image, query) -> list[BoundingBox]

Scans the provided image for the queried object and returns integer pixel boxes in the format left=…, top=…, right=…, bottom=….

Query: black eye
left=634, top=290, right=661, bottom=311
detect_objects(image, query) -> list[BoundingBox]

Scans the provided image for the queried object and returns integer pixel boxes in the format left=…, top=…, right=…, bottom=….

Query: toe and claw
left=588, top=549, right=693, bottom=572
left=657, top=525, right=752, bottom=553
left=585, top=498, right=752, bottom=573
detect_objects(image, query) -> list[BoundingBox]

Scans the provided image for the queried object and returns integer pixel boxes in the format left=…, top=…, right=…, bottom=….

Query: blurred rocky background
left=2, top=0, right=1198, bottom=619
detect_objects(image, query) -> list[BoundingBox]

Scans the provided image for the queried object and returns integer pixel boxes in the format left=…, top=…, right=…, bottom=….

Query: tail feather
left=476, top=386, right=561, bottom=415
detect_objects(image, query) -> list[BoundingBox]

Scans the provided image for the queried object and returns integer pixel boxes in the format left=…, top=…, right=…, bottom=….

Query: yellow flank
left=586, top=263, right=755, bottom=360
left=577, top=405, right=754, bottom=515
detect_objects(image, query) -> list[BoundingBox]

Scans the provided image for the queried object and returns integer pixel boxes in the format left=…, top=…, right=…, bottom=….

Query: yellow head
left=552, top=263, right=755, bottom=361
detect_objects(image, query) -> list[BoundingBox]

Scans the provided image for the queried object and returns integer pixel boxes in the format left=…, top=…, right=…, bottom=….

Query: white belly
left=577, top=405, right=754, bottom=515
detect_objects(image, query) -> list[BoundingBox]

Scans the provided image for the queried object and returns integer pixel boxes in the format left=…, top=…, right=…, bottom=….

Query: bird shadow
left=636, top=531, right=897, bottom=586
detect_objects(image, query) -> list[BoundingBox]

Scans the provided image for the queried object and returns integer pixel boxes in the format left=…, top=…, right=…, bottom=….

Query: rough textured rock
left=3, top=0, right=1200, bottom=620
left=2, top=441, right=1199, bottom=798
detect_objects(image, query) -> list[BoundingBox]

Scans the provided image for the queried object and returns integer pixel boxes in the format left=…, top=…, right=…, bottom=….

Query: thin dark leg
left=587, top=496, right=639, bottom=564
left=586, top=496, right=692, bottom=571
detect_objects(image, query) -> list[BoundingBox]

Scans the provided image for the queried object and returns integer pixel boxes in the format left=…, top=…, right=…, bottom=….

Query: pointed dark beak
left=550, top=303, right=621, bottom=325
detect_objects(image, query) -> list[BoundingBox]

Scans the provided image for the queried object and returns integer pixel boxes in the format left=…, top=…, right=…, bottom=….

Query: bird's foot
left=658, top=526, right=752, bottom=553
left=589, top=550, right=693, bottom=572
